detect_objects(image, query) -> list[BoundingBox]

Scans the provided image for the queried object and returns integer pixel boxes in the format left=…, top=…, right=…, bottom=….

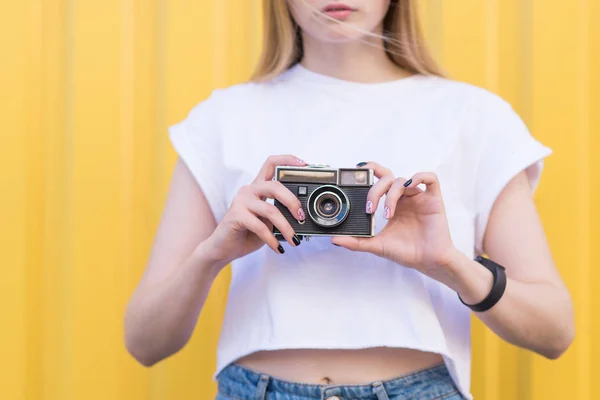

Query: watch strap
left=459, top=256, right=507, bottom=312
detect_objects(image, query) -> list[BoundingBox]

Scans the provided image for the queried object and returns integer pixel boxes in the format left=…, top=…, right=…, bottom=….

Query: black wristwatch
left=458, top=256, right=507, bottom=312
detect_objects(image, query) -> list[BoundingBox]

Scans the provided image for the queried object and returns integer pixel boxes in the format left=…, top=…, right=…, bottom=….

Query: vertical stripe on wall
left=0, top=1, right=598, bottom=399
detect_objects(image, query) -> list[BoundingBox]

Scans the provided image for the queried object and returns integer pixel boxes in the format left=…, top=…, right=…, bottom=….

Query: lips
left=321, top=3, right=356, bottom=20
left=322, top=3, right=356, bottom=12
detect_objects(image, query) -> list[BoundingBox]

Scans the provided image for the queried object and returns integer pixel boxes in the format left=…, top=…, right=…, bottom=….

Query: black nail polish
left=403, top=179, right=413, bottom=187
left=356, top=162, right=368, bottom=167
left=277, top=244, right=285, bottom=254
left=293, top=235, right=301, bottom=246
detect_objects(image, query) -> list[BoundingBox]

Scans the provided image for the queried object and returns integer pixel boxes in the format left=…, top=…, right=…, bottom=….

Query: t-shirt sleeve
left=168, top=91, right=229, bottom=223
left=473, top=96, right=552, bottom=255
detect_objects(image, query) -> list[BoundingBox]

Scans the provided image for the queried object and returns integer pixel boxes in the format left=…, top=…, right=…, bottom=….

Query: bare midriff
left=236, top=347, right=444, bottom=385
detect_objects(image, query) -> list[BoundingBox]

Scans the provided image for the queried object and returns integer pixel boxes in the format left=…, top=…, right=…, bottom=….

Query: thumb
left=331, top=236, right=380, bottom=254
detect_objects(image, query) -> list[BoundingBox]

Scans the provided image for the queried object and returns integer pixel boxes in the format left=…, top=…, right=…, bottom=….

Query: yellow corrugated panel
left=0, top=1, right=597, bottom=399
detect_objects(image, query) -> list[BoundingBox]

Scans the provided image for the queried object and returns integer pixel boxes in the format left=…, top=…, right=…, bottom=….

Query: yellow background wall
left=1, top=1, right=598, bottom=399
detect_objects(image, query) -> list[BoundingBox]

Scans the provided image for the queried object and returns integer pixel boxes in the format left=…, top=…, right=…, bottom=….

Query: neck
left=299, top=33, right=411, bottom=83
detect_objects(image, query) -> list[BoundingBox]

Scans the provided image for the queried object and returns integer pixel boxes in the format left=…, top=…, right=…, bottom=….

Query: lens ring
left=307, top=185, right=350, bottom=228
left=314, top=192, right=342, bottom=219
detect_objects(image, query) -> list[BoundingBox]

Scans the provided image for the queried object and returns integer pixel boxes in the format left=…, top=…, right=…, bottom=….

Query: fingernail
left=293, top=235, right=301, bottom=246
left=366, top=201, right=373, bottom=213
left=297, top=158, right=305, bottom=164
left=403, top=179, right=413, bottom=188
left=356, top=162, right=368, bottom=167
left=384, top=207, right=390, bottom=219
left=278, top=244, right=285, bottom=254
left=298, top=208, right=306, bottom=221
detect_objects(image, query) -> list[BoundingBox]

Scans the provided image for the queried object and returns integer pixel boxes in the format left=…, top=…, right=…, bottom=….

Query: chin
left=314, top=26, right=375, bottom=43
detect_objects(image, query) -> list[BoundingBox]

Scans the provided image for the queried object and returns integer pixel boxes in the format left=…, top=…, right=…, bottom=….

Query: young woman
left=124, top=1, right=575, bottom=399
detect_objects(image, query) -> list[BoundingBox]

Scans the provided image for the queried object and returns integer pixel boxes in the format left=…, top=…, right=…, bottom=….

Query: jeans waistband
left=217, top=362, right=461, bottom=400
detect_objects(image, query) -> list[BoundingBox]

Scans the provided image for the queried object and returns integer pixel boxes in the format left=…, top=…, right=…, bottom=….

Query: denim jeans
left=216, top=362, right=466, bottom=400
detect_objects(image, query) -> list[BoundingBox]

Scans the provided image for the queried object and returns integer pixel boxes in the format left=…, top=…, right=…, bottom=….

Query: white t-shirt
left=168, top=63, right=552, bottom=399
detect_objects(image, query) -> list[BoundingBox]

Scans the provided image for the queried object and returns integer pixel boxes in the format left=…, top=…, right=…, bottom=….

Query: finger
left=356, top=161, right=392, bottom=179
left=330, top=236, right=381, bottom=256
left=406, top=172, right=441, bottom=197
left=383, top=177, right=409, bottom=219
left=240, top=210, right=285, bottom=254
left=250, top=181, right=306, bottom=222
left=246, top=199, right=300, bottom=247
left=403, top=185, right=424, bottom=197
left=254, top=155, right=307, bottom=182
left=365, top=174, right=395, bottom=214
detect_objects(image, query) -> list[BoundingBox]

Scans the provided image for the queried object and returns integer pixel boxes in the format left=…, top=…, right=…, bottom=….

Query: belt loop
left=372, top=381, right=390, bottom=400
left=255, top=374, right=270, bottom=400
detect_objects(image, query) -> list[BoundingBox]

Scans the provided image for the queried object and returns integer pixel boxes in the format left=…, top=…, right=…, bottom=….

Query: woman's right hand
left=205, top=155, right=307, bottom=267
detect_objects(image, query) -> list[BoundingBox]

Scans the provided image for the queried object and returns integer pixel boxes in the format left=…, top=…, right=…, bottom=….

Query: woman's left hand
left=331, top=162, right=459, bottom=280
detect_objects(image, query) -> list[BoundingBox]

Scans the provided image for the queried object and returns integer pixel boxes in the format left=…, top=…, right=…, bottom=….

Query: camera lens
left=307, top=186, right=350, bottom=228
left=316, top=195, right=340, bottom=218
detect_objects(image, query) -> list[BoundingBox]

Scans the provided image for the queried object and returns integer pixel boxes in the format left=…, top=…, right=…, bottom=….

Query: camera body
left=273, top=165, right=375, bottom=240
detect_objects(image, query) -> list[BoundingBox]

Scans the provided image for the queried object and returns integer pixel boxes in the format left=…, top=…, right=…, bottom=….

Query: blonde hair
left=251, top=0, right=445, bottom=82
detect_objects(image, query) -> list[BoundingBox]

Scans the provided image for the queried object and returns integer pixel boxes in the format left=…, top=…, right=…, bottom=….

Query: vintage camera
left=273, top=165, right=375, bottom=241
